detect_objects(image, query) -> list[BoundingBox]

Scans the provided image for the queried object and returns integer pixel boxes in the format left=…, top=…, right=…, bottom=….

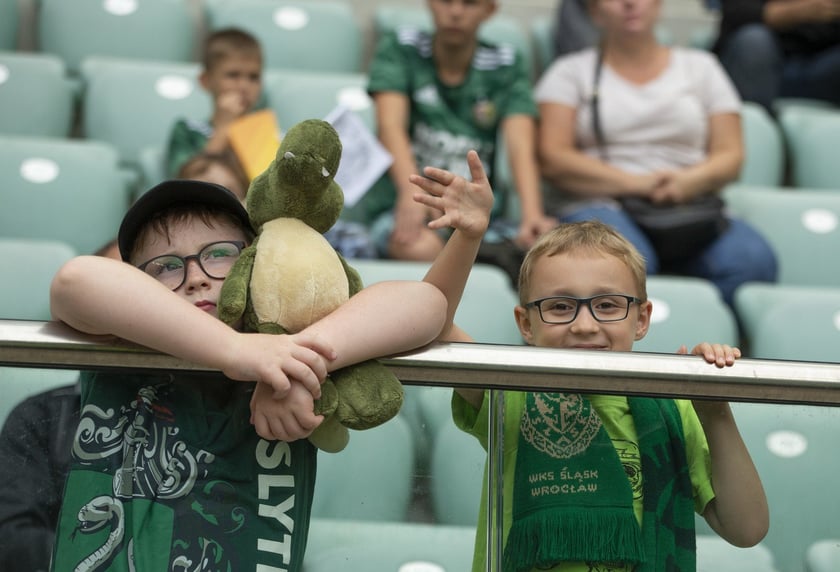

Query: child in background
left=166, top=28, right=263, bottom=178
left=177, top=151, right=250, bottom=201
left=48, top=172, right=489, bottom=570
left=425, top=210, right=769, bottom=570
left=362, top=0, right=556, bottom=263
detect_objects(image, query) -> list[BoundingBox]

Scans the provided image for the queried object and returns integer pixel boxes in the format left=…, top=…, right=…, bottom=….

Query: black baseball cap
left=118, top=179, right=253, bottom=261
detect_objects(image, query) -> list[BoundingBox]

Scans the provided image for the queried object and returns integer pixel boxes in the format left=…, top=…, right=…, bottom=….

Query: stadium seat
left=0, top=238, right=77, bottom=321
left=634, top=275, right=738, bottom=354
left=262, top=69, right=374, bottom=132
left=737, top=287, right=840, bottom=362
left=0, top=0, right=17, bottom=51
left=38, top=0, right=197, bottom=75
left=0, top=51, right=75, bottom=138
left=348, top=258, right=523, bottom=345
left=777, top=105, right=840, bottom=190
left=0, top=367, right=80, bottom=432
left=723, top=186, right=840, bottom=287
left=0, top=135, right=129, bottom=254
left=696, top=536, right=779, bottom=572
left=805, top=539, right=840, bottom=572
left=740, top=102, right=785, bottom=187
left=374, top=6, right=533, bottom=77
left=137, top=145, right=166, bottom=191
left=729, top=402, right=840, bottom=572
left=80, top=57, right=210, bottom=169
left=304, top=518, right=476, bottom=571
left=311, top=415, right=415, bottom=522
left=207, top=0, right=363, bottom=73
left=429, top=421, right=485, bottom=526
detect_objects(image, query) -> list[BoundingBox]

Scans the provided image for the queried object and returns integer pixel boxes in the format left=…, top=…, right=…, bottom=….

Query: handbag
left=590, top=48, right=729, bottom=264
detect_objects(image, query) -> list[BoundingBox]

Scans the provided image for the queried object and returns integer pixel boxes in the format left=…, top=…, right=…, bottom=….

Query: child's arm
left=412, top=149, right=493, bottom=410
left=682, top=342, right=770, bottom=547
left=502, top=114, right=557, bottom=249
left=250, top=381, right=322, bottom=442
left=51, top=257, right=446, bottom=396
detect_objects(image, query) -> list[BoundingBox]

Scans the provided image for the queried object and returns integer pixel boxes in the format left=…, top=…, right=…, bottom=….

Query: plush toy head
left=246, top=118, right=344, bottom=234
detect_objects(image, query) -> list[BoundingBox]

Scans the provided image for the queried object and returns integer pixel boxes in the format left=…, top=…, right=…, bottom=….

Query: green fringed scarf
left=502, top=393, right=695, bottom=572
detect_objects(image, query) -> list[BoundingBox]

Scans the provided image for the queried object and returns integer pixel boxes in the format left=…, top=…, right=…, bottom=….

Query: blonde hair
left=517, top=220, right=647, bottom=305
left=202, top=27, right=262, bottom=71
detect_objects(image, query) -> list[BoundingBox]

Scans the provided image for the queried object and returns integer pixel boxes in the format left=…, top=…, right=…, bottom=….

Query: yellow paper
left=227, top=110, right=281, bottom=180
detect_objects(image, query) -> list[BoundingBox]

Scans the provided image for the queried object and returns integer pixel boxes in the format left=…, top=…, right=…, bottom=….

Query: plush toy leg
left=308, top=415, right=350, bottom=453
left=331, top=359, right=404, bottom=430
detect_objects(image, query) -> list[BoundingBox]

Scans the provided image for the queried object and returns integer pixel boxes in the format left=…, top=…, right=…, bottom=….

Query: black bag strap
left=591, top=46, right=608, bottom=161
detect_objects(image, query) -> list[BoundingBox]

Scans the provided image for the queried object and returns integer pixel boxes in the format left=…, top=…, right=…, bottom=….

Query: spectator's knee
left=723, top=24, right=781, bottom=69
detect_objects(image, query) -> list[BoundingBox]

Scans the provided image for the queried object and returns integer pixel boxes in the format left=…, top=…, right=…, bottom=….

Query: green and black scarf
left=503, top=393, right=695, bottom=572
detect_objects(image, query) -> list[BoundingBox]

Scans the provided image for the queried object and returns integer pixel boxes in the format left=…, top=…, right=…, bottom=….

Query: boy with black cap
left=47, top=175, right=486, bottom=570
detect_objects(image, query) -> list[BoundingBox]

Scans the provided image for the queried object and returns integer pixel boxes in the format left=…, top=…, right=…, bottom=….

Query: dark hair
left=177, top=151, right=250, bottom=199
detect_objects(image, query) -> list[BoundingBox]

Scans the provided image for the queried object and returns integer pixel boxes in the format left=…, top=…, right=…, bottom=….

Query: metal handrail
left=2, top=319, right=840, bottom=405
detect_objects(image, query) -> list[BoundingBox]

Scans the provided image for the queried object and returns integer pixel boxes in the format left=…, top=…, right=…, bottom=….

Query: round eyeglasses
left=524, top=294, right=643, bottom=325
left=137, top=241, right=246, bottom=291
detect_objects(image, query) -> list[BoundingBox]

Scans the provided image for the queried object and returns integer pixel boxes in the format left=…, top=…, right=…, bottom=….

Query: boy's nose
left=183, top=259, right=211, bottom=291
left=570, top=305, right=600, bottom=332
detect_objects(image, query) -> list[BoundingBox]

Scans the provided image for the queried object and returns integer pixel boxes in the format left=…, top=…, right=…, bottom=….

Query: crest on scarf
left=521, top=393, right=603, bottom=459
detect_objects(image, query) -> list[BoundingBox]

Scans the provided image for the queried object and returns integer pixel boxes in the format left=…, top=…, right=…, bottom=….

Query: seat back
left=348, top=258, right=523, bottom=345
left=430, top=421, right=485, bottom=526
left=311, top=415, right=415, bottom=521
left=38, top=0, right=196, bottom=74
left=0, top=238, right=77, bottom=321
left=740, top=102, right=784, bottom=187
left=81, top=57, right=210, bottom=168
left=0, top=51, right=75, bottom=138
left=0, top=135, right=128, bottom=254
left=0, top=368, right=80, bottom=432
left=778, top=105, right=840, bottom=190
left=730, top=402, right=840, bottom=572
left=723, top=186, right=840, bottom=287
left=0, top=0, right=18, bottom=51
left=634, top=275, right=738, bottom=354
left=207, top=0, right=363, bottom=73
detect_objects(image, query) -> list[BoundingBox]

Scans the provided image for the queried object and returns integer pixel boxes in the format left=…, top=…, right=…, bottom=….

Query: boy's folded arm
left=250, top=381, right=322, bottom=442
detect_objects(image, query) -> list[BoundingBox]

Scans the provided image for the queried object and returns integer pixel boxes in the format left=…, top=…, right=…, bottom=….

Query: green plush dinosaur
left=217, top=119, right=404, bottom=453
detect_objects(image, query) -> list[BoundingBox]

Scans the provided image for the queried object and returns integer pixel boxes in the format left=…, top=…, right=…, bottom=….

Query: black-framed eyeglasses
left=524, top=294, right=644, bottom=325
left=137, top=241, right=246, bottom=291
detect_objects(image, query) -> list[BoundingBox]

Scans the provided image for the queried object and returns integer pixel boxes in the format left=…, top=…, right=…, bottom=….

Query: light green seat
left=137, top=145, right=166, bottom=192
left=207, top=0, right=363, bottom=73
left=0, top=135, right=128, bottom=254
left=778, top=105, right=840, bottom=190
left=0, top=238, right=77, bottom=321
left=374, top=6, right=533, bottom=78
left=80, top=57, right=210, bottom=168
left=634, top=275, right=738, bottom=354
left=0, top=368, right=80, bottom=432
left=347, top=258, right=523, bottom=345
left=304, top=518, right=476, bottom=571
left=38, top=0, right=196, bottom=75
left=696, top=536, right=779, bottom=572
left=311, top=415, right=415, bottom=522
left=0, top=0, right=17, bottom=51
left=805, top=540, right=840, bottom=572
left=723, top=186, right=840, bottom=287
left=263, top=69, right=374, bottom=132
left=430, top=420, right=485, bottom=526
left=0, top=51, right=75, bottom=138
left=740, top=101, right=785, bottom=187
left=729, top=402, right=840, bottom=572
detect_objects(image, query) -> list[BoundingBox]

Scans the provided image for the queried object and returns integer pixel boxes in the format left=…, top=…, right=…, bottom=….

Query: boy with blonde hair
left=426, top=213, right=769, bottom=571
left=166, top=28, right=263, bottom=178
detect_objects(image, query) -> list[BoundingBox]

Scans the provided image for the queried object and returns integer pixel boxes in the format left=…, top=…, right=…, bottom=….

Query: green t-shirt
left=52, top=371, right=316, bottom=571
left=452, top=390, right=715, bottom=572
left=360, top=27, right=538, bottom=223
left=166, top=117, right=213, bottom=178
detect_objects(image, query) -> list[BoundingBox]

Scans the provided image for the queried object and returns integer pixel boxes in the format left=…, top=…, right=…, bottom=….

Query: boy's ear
left=514, top=305, right=535, bottom=345
left=634, top=299, right=653, bottom=341
left=198, top=69, right=211, bottom=91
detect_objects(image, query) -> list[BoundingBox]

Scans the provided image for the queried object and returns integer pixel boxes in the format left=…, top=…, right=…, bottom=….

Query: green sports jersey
left=52, top=372, right=316, bottom=572
left=166, top=118, right=213, bottom=178
left=360, top=27, right=538, bottom=222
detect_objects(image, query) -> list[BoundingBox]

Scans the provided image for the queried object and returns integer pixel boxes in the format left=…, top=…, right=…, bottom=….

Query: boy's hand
left=410, top=150, right=494, bottom=239
left=223, top=332, right=336, bottom=398
left=250, top=381, right=323, bottom=442
left=215, top=90, right=250, bottom=128
left=677, top=342, right=741, bottom=368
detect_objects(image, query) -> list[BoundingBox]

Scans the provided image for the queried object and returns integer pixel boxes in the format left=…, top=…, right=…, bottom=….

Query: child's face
left=131, top=216, right=249, bottom=320
left=428, top=0, right=497, bottom=49
left=201, top=55, right=262, bottom=113
left=514, top=250, right=652, bottom=352
left=590, top=0, right=662, bottom=36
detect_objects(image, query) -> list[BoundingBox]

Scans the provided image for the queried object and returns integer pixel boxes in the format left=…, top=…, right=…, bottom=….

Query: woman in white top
left=535, top=0, right=776, bottom=308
